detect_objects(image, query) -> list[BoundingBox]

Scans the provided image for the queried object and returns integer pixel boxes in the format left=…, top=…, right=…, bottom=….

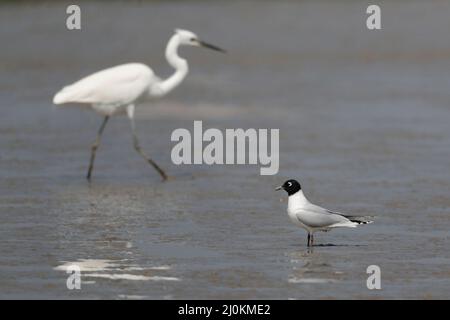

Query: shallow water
left=0, top=1, right=450, bottom=299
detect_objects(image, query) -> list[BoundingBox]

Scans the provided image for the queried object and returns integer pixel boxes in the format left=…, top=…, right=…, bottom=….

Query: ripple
left=54, top=259, right=179, bottom=282
left=288, top=278, right=338, bottom=284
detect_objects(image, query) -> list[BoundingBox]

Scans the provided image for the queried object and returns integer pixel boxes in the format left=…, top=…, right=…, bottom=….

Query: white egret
left=53, top=29, right=225, bottom=181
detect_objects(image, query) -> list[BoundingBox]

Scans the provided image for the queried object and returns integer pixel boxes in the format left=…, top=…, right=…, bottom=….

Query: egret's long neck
left=155, top=34, right=189, bottom=96
left=288, top=190, right=309, bottom=211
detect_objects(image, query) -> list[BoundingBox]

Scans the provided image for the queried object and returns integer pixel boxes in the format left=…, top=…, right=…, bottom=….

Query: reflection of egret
left=53, top=29, right=225, bottom=181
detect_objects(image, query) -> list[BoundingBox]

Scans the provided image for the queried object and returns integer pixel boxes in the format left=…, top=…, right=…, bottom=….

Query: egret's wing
left=53, top=63, right=154, bottom=106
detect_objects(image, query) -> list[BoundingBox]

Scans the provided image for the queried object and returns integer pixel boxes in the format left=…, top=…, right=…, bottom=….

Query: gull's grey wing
left=292, top=202, right=352, bottom=228
left=306, top=202, right=373, bottom=223
left=325, top=209, right=374, bottom=225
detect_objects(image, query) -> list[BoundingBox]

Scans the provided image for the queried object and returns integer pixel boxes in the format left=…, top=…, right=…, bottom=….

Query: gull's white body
left=287, top=190, right=360, bottom=233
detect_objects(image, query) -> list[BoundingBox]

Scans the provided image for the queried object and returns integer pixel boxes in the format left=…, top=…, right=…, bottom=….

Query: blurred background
left=0, top=0, right=449, bottom=299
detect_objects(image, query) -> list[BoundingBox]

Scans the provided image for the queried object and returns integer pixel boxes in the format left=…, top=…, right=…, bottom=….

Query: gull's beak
left=275, top=186, right=283, bottom=191
left=199, top=40, right=226, bottom=53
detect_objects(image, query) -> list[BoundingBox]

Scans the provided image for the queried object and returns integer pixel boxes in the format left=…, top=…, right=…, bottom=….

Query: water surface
left=0, top=1, right=450, bottom=299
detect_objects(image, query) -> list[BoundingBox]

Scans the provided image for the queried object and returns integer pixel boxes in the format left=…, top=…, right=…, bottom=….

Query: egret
left=53, top=29, right=225, bottom=181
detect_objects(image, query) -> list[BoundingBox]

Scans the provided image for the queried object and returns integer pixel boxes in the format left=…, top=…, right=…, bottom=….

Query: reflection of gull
left=54, top=259, right=179, bottom=282
left=276, top=179, right=373, bottom=246
left=287, top=251, right=343, bottom=285
left=289, top=278, right=337, bottom=284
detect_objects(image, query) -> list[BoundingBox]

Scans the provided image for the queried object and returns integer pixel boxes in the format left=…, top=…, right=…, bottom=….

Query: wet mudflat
left=0, top=1, right=449, bottom=299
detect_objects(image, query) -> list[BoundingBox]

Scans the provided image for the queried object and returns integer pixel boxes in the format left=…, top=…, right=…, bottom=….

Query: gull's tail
left=343, top=215, right=374, bottom=225
left=328, top=209, right=375, bottom=226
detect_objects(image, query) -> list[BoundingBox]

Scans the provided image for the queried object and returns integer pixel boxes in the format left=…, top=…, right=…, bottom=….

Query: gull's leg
left=127, top=105, right=168, bottom=181
left=311, top=233, right=314, bottom=247
left=307, top=233, right=311, bottom=247
left=87, top=116, right=109, bottom=181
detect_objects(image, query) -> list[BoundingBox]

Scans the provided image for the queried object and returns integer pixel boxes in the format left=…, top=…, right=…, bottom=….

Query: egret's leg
left=127, top=106, right=167, bottom=181
left=311, top=233, right=314, bottom=247
left=307, top=233, right=311, bottom=247
left=87, top=116, right=109, bottom=181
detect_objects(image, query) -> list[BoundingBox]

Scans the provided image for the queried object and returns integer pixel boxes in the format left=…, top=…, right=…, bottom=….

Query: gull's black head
left=275, top=179, right=301, bottom=196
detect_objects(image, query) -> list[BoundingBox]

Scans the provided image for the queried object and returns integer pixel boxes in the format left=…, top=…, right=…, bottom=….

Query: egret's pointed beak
left=275, top=186, right=283, bottom=191
left=199, top=40, right=226, bottom=53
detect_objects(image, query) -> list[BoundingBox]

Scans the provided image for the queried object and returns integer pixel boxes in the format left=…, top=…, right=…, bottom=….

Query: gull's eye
left=190, top=38, right=196, bottom=42
left=287, top=182, right=292, bottom=187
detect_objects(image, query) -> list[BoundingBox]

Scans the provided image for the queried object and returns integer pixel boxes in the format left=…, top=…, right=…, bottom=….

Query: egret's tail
left=53, top=88, right=70, bottom=105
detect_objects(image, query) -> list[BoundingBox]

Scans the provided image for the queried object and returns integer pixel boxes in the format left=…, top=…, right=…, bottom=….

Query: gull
left=276, top=179, right=373, bottom=246
left=53, top=29, right=225, bottom=181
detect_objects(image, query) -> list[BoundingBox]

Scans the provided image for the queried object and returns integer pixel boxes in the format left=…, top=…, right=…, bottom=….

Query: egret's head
left=174, top=28, right=226, bottom=53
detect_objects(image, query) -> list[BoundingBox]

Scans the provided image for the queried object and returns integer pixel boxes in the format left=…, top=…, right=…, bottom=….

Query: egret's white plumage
left=276, top=179, right=373, bottom=246
left=52, top=29, right=225, bottom=181
left=53, top=63, right=155, bottom=113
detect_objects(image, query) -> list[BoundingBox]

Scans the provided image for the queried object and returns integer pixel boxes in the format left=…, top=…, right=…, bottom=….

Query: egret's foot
left=163, top=175, right=175, bottom=182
